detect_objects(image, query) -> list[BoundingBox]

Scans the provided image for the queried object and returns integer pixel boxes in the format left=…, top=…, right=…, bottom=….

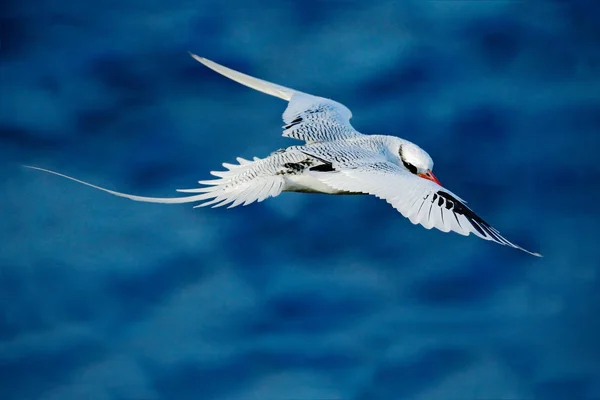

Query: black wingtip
left=436, top=190, right=542, bottom=258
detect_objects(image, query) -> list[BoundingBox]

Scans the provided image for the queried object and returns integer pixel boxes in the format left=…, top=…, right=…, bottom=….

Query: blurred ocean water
left=1, top=1, right=600, bottom=399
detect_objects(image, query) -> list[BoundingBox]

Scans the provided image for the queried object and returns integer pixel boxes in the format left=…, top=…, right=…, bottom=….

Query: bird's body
left=26, top=54, right=541, bottom=257
left=185, top=134, right=418, bottom=203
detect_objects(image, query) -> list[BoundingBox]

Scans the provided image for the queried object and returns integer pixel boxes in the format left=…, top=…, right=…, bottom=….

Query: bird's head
left=397, top=141, right=441, bottom=186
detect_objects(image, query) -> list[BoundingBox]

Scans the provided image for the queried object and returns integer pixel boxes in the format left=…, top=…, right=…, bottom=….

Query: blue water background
left=1, top=1, right=600, bottom=399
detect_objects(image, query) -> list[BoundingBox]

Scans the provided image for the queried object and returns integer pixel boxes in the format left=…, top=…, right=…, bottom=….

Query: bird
left=25, top=53, right=541, bottom=257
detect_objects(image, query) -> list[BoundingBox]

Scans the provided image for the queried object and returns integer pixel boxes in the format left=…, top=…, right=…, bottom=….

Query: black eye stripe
left=399, top=145, right=418, bottom=174
left=402, top=160, right=417, bottom=174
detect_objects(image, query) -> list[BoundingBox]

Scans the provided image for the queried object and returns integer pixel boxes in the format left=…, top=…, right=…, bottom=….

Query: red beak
left=418, top=169, right=442, bottom=186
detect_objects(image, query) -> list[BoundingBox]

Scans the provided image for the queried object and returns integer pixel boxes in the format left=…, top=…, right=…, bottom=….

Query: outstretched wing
left=23, top=158, right=287, bottom=209
left=281, top=92, right=361, bottom=143
left=190, top=54, right=362, bottom=143
left=309, top=159, right=541, bottom=257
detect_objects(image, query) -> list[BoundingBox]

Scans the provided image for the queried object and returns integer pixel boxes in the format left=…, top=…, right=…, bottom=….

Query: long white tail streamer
left=23, top=166, right=208, bottom=204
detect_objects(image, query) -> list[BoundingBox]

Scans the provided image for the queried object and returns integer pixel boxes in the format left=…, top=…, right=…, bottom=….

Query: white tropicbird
left=25, top=53, right=541, bottom=257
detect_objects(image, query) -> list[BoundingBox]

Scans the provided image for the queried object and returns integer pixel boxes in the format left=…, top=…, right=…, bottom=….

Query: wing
left=23, top=160, right=286, bottom=209
left=190, top=53, right=362, bottom=143
left=314, top=161, right=541, bottom=257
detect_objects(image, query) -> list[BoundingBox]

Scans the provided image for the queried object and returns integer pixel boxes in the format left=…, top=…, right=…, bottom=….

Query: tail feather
left=23, top=166, right=209, bottom=204
left=176, top=186, right=216, bottom=193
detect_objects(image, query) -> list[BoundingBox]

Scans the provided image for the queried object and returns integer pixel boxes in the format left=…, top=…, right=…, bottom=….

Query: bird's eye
left=402, top=160, right=417, bottom=174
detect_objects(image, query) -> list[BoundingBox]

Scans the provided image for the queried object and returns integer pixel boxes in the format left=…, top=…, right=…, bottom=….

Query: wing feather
left=190, top=54, right=362, bottom=144
left=24, top=153, right=293, bottom=210
left=189, top=53, right=298, bottom=101
left=281, top=93, right=362, bottom=143
left=316, top=161, right=541, bottom=257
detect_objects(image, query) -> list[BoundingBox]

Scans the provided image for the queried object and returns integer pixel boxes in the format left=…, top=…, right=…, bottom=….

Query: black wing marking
left=277, top=158, right=335, bottom=175
left=309, top=162, right=335, bottom=172
left=436, top=190, right=514, bottom=246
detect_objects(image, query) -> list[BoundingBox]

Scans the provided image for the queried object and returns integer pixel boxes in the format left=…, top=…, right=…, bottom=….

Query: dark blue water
left=2, top=1, right=600, bottom=399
